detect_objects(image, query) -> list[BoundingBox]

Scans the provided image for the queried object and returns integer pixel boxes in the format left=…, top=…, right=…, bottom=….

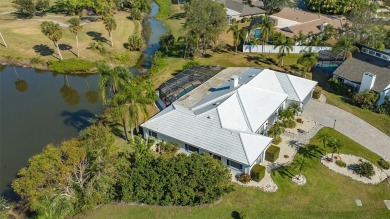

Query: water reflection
left=60, top=75, right=80, bottom=106
left=13, top=67, right=28, bottom=93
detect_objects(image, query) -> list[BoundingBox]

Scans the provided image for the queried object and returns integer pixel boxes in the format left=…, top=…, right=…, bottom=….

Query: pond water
left=0, top=2, right=168, bottom=199
left=0, top=66, right=102, bottom=198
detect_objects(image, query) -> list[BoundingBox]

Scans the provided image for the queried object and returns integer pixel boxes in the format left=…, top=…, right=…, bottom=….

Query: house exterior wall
left=377, top=84, right=390, bottom=105
left=142, top=127, right=258, bottom=175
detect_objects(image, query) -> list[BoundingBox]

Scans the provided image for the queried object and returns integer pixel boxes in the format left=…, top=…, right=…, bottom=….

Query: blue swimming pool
left=176, top=84, right=199, bottom=99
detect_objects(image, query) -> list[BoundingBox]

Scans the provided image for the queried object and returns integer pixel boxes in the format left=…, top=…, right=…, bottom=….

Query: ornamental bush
left=378, top=158, right=390, bottom=170
left=265, top=145, right=280, bottom=162
left=272, top=136, right=282, bottom=145
left=352, top=90, right=379, bottom=110
left=335, top=159, right=346, bottom=168
left=239, top=173, right=251, bottom=183
left=354, top=161, right=375, bottom=179
left=250, top=164, right=266, bottom=182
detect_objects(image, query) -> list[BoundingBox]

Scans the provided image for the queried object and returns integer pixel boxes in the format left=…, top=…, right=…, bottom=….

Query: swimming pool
left=315, top=63, right=340, bottom=74
left=176, top=84, right=199, bottom=99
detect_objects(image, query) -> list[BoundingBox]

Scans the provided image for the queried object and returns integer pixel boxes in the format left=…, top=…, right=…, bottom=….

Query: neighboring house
left=217, top=0, right=266, bottom=24
left=332, top=44, right=390, bottom=105
left=268, top=7, right=344, bottom=38
left=142, top=67, right=317, bottom=175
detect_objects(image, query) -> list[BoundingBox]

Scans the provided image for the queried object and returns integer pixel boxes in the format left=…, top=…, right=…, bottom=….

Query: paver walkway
left=302, top=99, right=390, bottom=159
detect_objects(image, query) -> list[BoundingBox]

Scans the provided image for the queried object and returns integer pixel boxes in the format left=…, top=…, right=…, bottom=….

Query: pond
left=0, top=66, right=102, bottom=198
left=0, top=2, right=168, bottom=199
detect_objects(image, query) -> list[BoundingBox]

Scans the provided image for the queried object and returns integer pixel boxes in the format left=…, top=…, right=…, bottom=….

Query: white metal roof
left=142, top=68, right=317, bottom=166
left=142, top=104, right=272, bottom=165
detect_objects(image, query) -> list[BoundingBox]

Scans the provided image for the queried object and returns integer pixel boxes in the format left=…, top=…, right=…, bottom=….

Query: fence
left=243, top=45, right=332, bottom=53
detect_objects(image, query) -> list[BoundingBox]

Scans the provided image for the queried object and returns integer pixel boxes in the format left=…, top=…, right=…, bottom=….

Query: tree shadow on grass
left=245, top=55, right=261, bottom=64
left=33, top=44, right=56, bottom=57
left=59, top=43, right=77, bottom=56
left=298, top=144, right=322, bottom=159
left=86, top=31, right=108, bottom=44
left=271, top=165, right=294, bottom=179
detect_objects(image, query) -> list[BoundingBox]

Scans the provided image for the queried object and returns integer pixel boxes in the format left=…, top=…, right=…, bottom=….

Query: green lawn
left=78, top=128, right=390, bottom=219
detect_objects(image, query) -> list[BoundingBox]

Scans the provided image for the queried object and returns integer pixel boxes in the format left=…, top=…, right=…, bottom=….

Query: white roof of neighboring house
left=142, top=68, right=317, bottom=166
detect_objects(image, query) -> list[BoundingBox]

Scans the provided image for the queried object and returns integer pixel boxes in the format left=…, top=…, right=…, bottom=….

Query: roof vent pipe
left=230, top=75, right=239, bottom=89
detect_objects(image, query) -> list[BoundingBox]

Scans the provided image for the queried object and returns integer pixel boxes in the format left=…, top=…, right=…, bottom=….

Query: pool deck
left=175, top=67, right=249, bottom=108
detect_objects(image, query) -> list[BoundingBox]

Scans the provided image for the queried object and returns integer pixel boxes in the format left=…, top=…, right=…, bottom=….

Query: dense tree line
left=11, top=123, right=232, bottom=218
left=13, top=0, right=151, bottom=17
left=305, top=0, right=368, bottom=15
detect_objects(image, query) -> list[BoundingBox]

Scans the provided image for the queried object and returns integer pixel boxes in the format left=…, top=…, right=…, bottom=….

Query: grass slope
left=0, top=12, right=141, bottom=66
left=78, top=128, right=390, bottom=219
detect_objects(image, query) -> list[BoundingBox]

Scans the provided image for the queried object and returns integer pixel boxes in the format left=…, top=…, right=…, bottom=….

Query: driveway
left=302, top=99, right=390, bottom=159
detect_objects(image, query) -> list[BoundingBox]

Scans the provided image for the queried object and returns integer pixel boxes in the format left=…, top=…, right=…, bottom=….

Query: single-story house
left=142, top=67, right=317, bottom=175
left=332, top=44, right=390, bottom=105
left=268, top=7, right=344, bottom=38
left=217, top=0, right=266, bottom=24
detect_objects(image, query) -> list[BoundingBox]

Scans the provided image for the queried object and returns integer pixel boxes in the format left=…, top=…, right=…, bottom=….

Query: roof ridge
left=286, top=74, right=301, bottom=102
left=236, top=91, right=253, bottom=132
left=238, top=133, right=251, bottom=165
left=275, top=72, right=301, bottom=101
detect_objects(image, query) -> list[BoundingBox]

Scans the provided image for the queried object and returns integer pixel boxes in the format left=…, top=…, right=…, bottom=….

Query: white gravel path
left=321, top=154, right=388, bottom=184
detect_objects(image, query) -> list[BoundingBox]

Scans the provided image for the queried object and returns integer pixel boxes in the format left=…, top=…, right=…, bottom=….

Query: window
left=148, top=130, right=157, bottom=138
left=185, top=144, right=199, bottom=153
left=213, top=154, right=221, bottom=160
left=227, top=160, right=242, bottom=170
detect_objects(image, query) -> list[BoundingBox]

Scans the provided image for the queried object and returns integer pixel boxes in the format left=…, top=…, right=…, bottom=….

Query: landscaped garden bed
left=320, top=154, right=387, bottom=184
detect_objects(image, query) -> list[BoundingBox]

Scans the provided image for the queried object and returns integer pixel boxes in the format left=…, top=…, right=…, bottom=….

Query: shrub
left=335, top=159, right=346, bottom=167
left=285, top=120, right=296, bottom=128
left=272, top=135, right=282, bottom=145
left=182, top=60, right=200, bottom=70
left=250, top=164, right=265, bottom=182
left=30, top=56, right=45, bottom=65
left=313, top=86, right=322, bottom=99
left=284, top=155, right=289, bottom=158
left=130, top=8, right=142, bottom=20
left=379, top=96, right=390, bottom=116
left=48, top=58, right=96, bottom=74
left=328, top=78, right=352, bottom=96
left=127, top=34, right=143, bottom=51
left=296, top=118, right=303, bottom=123
left=354, top=161, right=375, bottom=179
left=352, top=90, right=379, bottom=110
left=239, top=173, right=251, bottom=183
left=265, top=145, right=280, bottom=162
left=378, top=158, right=390, bottom=170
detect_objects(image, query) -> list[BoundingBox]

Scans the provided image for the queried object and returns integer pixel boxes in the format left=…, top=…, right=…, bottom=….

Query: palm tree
left=327, top=138, right=343, bottom=159
left=254, top=16, right=274, bottom=53
left=298, top=48, right=319, bottom=78
left=274, top=35, right=293, bottom=66
left=295, top=31, right=306, bottom=46
left=0, top=32, right=7, bottom=47
left=333, top=36, right=359, bottom=60
left=68, top=17, right=83, bottom=57
left=292, top=156, right=309, bottom=178
left=227, top=21, right=240, bottom=54
left=316, top=132, right=332, bottom=155
left=103, top=16, right=117, bottom=47
left=110, top=95, right=130, bottom=141
left=267, top=122, right=285, bottom=138
left=126, top=78, right=157, bottom=139
left=98, top=64, right=132, bottom=105
left=41, top=21, right=63, bottom=60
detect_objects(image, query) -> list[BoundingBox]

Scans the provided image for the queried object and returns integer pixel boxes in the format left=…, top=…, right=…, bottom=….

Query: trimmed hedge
left=265, top=145, right=280, bottom=162
left=272, top=136, right=282, bottom=145
left=335, top=159, right=346, bottom=168
left=250, top=164, right=266, bottom=182
left=313, top=86, right=322, bottom=99
left=48, top=58, right=96, bottom=74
